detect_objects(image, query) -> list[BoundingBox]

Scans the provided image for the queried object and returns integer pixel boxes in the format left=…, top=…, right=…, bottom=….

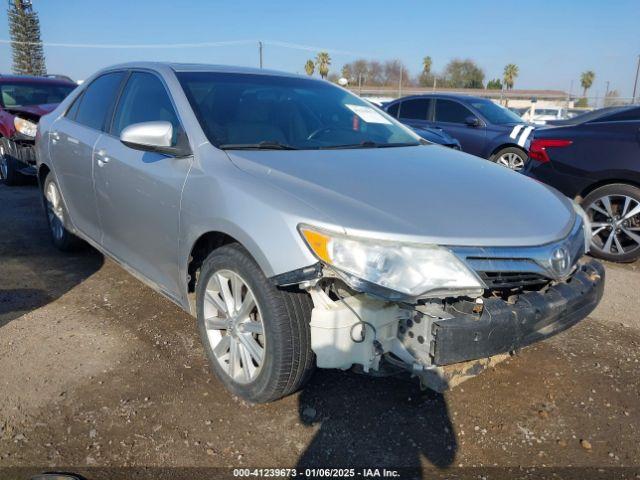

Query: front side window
left=111, top=72, right=181, bottom=138
left=0, top=83, right=75, bottom=108
left=74, top=72, right=126, bottom=131
left=468, top=99, right=523, bottom=125
left=399, top=98, right=430, bottom=120
left=435, top=99, right=473, bottom=124
left=177, top=72, right=419, bottom=150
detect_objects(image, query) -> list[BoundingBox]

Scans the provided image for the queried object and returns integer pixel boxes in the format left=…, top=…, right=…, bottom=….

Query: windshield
left=177, top=72, right=420, bottom=150
left=469, top=100, right=524, bottom=125
left=0, top=83, right=75, bottom=108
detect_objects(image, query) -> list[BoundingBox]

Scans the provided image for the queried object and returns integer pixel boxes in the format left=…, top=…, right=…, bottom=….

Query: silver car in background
left=35, top=63, right=604, bottom=403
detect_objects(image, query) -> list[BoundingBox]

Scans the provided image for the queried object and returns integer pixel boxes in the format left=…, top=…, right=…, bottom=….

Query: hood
left=5, top=103, right=58, bottom=120
left=227, top=145, right=575, bottom=247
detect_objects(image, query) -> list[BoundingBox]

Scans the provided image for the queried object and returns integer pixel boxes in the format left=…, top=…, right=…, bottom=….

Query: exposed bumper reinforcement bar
left=430, top=258, right=604, bottom=366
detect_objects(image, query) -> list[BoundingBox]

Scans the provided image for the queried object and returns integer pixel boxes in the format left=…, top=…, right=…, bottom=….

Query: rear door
left=433, top=98, right=486, bottom=156
left=93, top=71, right=192, bottom=297
left=397, top=97, right=432, bottom=130
left=49, top=71, right=126, bottom=242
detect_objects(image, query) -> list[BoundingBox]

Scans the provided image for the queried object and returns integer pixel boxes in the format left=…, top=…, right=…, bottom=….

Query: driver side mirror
left=120, top=121, right=192, bottom=157
left=464, top=116, right=481, bottom=127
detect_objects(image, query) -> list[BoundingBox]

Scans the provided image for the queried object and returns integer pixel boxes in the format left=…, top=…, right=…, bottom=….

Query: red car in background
left=0, top=74, right=76, bottom=185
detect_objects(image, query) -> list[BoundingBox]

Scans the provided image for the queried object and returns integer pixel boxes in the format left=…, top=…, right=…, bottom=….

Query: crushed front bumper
left=0, top=136, right=37, bottom=175
left=430, top=259, right=604, bottom=366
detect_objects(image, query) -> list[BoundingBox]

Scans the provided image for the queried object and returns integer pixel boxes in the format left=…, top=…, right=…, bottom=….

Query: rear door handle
left=95, top=149, right=110, bottom=167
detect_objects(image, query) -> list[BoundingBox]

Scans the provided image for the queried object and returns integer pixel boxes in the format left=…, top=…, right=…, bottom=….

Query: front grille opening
left=479, top=271, right=550, bottom=289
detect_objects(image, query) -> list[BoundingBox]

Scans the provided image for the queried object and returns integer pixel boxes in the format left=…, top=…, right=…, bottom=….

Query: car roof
left=390, top=93, right=491, bottom=103
left=100, top=62, right=305, bottom=80
left=0, top=73, right=76, bottom=87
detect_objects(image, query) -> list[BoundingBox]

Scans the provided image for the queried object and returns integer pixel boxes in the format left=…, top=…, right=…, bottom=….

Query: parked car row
left=21, top=62, right=605, bottom=403
left=383, top=94, right=533, bottom=171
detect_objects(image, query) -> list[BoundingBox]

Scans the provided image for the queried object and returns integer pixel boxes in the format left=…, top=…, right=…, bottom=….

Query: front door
left=433, top=98, right=486, bottom=156
left=93, top=71, right=192, bottom=297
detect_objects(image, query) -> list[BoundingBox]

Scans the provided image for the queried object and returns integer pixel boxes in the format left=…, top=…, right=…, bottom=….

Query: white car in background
left=530, top=107, right=567, bottom=125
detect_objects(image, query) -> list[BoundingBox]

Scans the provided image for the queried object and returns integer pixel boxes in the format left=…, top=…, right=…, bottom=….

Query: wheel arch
left=183, top=227, right=277, bottom=315
left=577, top=179, right=640, bottom=202
left=488, top=142, right=527, bottom=159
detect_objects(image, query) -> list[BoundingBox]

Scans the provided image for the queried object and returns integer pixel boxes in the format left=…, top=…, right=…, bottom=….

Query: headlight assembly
left=14, top=117, right=38, bottom=138
left=299, top=225, right=484, bottom=299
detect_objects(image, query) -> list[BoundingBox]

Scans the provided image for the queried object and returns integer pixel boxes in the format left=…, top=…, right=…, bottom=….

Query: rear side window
left=386, top=102, right=399, bottom=118
left=400, top=98, right=430, bottom=120
left=435, top=99, right=472, bottom=124
left=74, top=72, right=126, bottom=131
left=595, top=107, right=640, bottom=123
left=111, top=72, right=180, bottom=138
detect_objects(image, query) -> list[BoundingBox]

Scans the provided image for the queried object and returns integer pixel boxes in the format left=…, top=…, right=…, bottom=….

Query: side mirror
left=120, top=121, right=191, bottom=157
left=465, top=116, right=481, bottom=127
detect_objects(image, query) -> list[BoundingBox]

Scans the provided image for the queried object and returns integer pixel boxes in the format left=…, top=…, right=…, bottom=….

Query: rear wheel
left=43, top=174, right=82, bottom=251
left=491, top=146, right=528, bottom=171
left=196, top=243, right=315, bottom=403
left=582, top=184, right=640, bottom=263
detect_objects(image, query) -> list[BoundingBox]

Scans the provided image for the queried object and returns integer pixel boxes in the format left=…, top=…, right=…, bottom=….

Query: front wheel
left=196, top=243, right=315, bottom=403
left=43, top=175, right=82, bottom=251
left=491, top=146, right=528, bottom=171
left=582, top=184, right=640, bottom=263
left=0, top=141, right=26, bottom=186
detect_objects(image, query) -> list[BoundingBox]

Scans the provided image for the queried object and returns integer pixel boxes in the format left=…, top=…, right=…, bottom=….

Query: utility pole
left=633, top=55, right=640, bottom=103
left=258, top=41, right=263, bottom=69
left=398, top=67, right=403, bottom=97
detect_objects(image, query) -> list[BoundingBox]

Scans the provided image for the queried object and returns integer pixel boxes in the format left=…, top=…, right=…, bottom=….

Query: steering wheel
left=307, top=126, right=353, bottom=141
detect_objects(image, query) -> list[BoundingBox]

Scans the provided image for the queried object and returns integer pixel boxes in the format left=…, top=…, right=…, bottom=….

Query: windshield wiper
left=320, top=141, right=420, bottom=150
left=219, top=141, right=299, bottom=150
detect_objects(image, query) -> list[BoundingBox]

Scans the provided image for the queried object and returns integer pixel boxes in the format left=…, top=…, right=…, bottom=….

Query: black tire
left=490, top=146, right=528, bottom=171
left=42, top=174, right=82, bottom=252
left=0, top=139, right=26, bottom=186
left=581, top=183, right=640, bottom=263
left=196, top=243, right=315, bottom=403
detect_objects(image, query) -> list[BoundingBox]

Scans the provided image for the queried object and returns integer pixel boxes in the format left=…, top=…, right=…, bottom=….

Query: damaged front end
left=274, top=216, right=604, bottom=392
left=1, top=114, right=40, bottom=177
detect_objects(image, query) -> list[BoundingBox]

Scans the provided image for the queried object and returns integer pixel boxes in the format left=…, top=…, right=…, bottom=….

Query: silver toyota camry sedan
left=35, top=63, right=604, bottom=403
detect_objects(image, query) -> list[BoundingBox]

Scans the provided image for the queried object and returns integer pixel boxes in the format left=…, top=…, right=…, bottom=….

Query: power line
left=0, top=38, right=366, bottom=56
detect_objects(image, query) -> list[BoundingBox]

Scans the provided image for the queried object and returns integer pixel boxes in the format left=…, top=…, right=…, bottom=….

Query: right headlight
left=14, top=117, right=38, bottom=138
left=299, top=224, right=484, bottom=299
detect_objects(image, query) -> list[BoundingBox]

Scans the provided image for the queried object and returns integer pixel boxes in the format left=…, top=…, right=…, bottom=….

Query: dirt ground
left=0, top=181, right=639, bottom=480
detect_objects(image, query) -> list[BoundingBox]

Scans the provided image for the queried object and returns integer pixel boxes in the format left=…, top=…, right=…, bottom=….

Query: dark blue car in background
left=384, top=94, right=532, bottom=170
left=524, top=105, right=640, bottom=263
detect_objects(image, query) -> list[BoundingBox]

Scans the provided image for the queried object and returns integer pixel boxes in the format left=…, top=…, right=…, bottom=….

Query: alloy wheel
left=0, top=144, right=7, bottom=179
left=45, top=181, right=65, bottom=241
left=496, top=152, right=526, bottom=171
left=586, top=194, right=640, bottom=257
left=203, top=269, right=265, bottom=384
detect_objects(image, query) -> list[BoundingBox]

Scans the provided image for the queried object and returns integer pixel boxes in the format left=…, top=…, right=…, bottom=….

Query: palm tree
left=315, top=52, right=331, bottom=80
left=422, top=56, right=432, bottom=75
left=304, top=59, right=315, bottom=76
left=581, top=70, right=595, bottom=97
left=503, top=64, right=519, bottom=90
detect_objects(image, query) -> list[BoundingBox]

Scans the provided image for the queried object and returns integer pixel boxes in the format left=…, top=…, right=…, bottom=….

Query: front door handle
left=50, top=131, right=60, bottom=143
left=95, top=149, right=110, bottom=167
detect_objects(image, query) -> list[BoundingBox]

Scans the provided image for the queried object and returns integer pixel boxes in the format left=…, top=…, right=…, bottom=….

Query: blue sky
left=1, top=0, right=639, bottom=97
